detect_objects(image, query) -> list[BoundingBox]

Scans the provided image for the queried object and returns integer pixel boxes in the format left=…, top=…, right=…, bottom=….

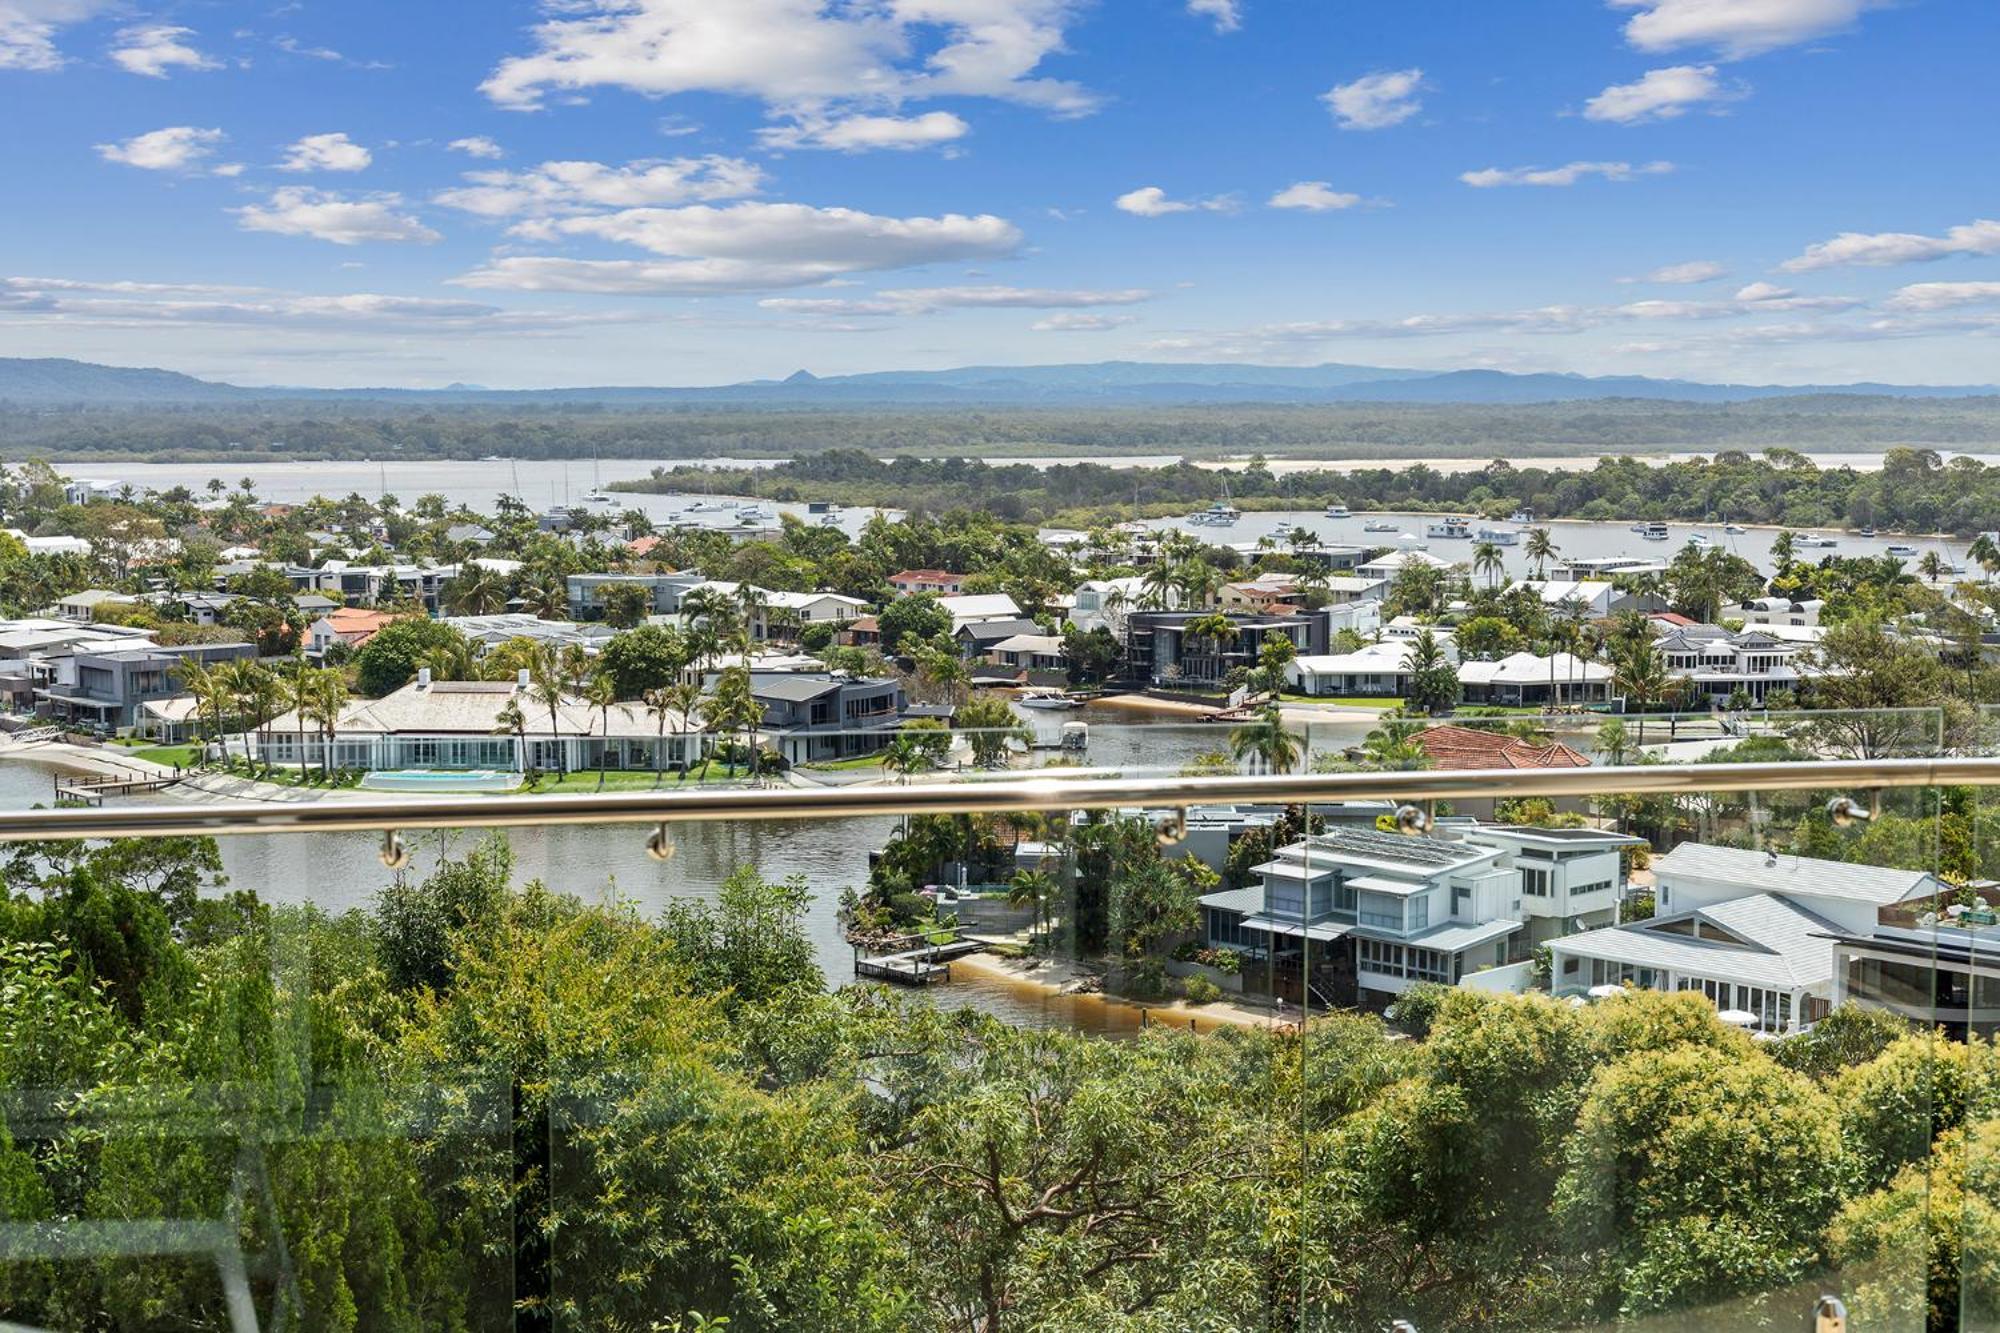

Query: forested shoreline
left=617, top=446, right=2000, bottom=533
left=5, top=395, right=2000, bottom=464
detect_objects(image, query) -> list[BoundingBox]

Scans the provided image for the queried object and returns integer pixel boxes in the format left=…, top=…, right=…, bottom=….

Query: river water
left=0, top=709, right=1370, bottom=1034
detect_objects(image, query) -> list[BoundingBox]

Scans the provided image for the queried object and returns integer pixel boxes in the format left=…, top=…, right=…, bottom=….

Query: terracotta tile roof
left=889, top=569, right=958, bottom=584
left=1416, top=724, right=1592, bottom=771
left=627, top=535, right=663, bottom=556
left=319, top=607, right=407, bottom=647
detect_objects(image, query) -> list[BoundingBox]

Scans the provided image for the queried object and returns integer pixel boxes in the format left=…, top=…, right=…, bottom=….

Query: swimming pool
left=358, top=769, right=520, bottom=794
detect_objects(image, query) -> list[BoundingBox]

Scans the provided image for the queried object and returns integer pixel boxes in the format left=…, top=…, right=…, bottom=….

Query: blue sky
left=1, top=0, right=1996, bottom=388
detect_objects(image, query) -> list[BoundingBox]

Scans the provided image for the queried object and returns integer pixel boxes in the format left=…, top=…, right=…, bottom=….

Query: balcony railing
left=0, top=709, right=1993, bottom=1332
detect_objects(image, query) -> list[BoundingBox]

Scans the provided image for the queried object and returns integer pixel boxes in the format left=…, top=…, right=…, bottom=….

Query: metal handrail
left=0, top=755, right=1990, bottom=842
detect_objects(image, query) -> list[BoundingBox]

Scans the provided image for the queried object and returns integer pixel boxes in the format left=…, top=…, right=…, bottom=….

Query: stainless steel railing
left=0, top=755, right=1988, bottom=842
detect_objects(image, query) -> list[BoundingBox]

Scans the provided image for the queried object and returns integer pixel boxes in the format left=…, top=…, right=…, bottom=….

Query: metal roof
left=1654, top=842, right=1936, bottom=906
left=1549, top=892, right=1841, bottom=990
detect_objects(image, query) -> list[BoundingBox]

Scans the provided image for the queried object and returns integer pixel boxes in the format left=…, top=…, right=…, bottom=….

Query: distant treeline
left=6, top=395, right=2000, bottom=462
left=615, top=446, right=2000, bottom=533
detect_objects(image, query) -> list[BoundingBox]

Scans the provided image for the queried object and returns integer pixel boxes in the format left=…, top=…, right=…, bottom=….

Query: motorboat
left=1016, top=688, right=1084, bottom=710
left=1364, top=519, right=1399, bottom=532
left=1640, top=522, right=1670, bottom=541
left=1885, top=543, right=1919, bottom=558
left=1855, top=527, right=1877, bottom=538
left=1686, top=532, right=1712, bottom=547
left=1795, top=533, right=1838, bottom=548
left=687, top=500, right=731, bottom=513
left=1474, top=526, right=1520, bottom=546
left=817, top=513, right=842, bottom=526
left=1189, top=501, right=1240, bottom=526
left=1508, top=509, right=1534, bottom=524
left=1324, top=504, right=1351, bottom=519
left=1425, top=517, right=1473, bottom=540
left=1724, top=523, right=1746, bottom=535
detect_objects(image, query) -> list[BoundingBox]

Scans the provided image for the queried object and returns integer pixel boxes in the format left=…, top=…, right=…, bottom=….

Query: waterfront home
left=1286, top=636, right=1455, bottom=699
left=567, top=571, right=706, bottom=619
left=1124, top=611, right=1322, bottom=687
left=1653, top=625, right=1807, bottom=705
left=736, top=671, right=908, bottom=765
left=1546, top=555, right=1667, bottom=581
left=1470, top=824, right=1645, bottom=947
left=888, top=569, right=964, bottom=597
left=256, top=669, right=708, bottom=773
left=1545, top=843, right=1942, bottom=1032
left=684, top=581, right=869, bottom=640
left=954, top=617, right=1044, bottom=659
left=1201, top=823, right=1628, bottom=1008
left=35, top=640, right=256, bottom=730
left=307, top=608, right=408, bottom=657
left=1457, top=651, right=1613, bottom=706
left=1723, top=595, right=1825, bottom=628
left=0, top=619, right=157, bottom=712
left=986, top=632, right=1067, bottom=672
left=1354, top=549, right=1453, bottom=581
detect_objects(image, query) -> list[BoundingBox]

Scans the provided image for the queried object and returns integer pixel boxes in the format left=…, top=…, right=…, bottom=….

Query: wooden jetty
left=853, top=934, right=987, bottom=986
left=54, top=772, right=181, bottom=806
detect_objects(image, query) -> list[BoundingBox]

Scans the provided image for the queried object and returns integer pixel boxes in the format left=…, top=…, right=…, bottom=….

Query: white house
left=1287, top=636, right=1456, bottom=699
left=1517, top=579, right=1618, bottom=618
left=52, top=590, right=130, bottom=623
left=937, top=593, right=1023, bottom=632
left=1655, top=626, right=1809, bottom=705
left=987, top=633, right=1067, bottom=671
left=1545, top=843, right=1942, bottom=1033
left=1355, top=549, right=1453, bottom=581
left=1457, top=651, right=1614, bottom=706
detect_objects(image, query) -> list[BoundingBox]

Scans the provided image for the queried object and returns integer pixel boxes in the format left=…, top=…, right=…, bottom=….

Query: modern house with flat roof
left=567, top=571, right=707, bottom=619
left=1125, top=611, right=1322, bottom=687
left=35, top=641, right=257, bottom=730
left=736, top=672, right=908, bottom=765
left=1825, top=921, right=2000, bottom=1040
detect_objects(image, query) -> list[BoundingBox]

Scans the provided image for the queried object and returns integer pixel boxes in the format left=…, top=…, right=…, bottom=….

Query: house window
left=1408, top=894, right=1430, bottom=930
left=1522, top=867, right=1551, bottom=897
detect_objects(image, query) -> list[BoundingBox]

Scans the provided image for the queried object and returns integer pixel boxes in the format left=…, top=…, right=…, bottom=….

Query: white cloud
left=1460, top=159, right=1674, bottom=188
left=1115, top=185, right=1235, bottom=217
left=0, top=0, right=117, bottom=72
left=281, top=132, right=373, bottom=173
left=758, top=111, right=970, bottom=152
left=1781, top=218, right=2000, bottom=271
left=96, top=126, right=226, bottom=171
left=1322, top=68, right=1424, bottom=130
left=1633, top=259, right=1728, bottom=283
left=1186, top=0, right=1239, bottom=33
left=480, top=0, right=1097, bottom=119
left=1033, top=312, right=1133, bottom=331
left=434, top=156, right=763, bottom=218
left=1583, top=64, right=1742, bottom=123
left=0, top=274, right=635, bottom=334
left=760, top=285, right=1151, bottom=317
left=448, top=136, right=505, bottom=159
left=455, top=201, right=1020, bottom=295
left=234, top=188, right=440, bottom=245
left=107, top=23, right=218, bottom=77
left=1887, top=282, right=2000, bottom=312
left=1268, top=181, right=1362, bottom=212
left=1610, top=0, right=1889, bottom=60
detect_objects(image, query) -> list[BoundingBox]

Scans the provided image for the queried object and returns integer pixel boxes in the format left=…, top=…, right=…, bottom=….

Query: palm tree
left=493, top=698, right=528, bottom=774
left=1771, top=529, right=1798, bottom=574
left=172, top=659, right=224, bottom=759
left=582, top=672, right=619, bottom=790
left=1611, top=640, right=1683, bottom=748
left=519, top=569, right=568, bottom=619
left=283, top=659, right=315, bottom=781
left=1359, top=714, right=1431, bottom=770
left=529, top=646, right=568, bottom=777
left=1472, top=540, right=1505, bottom=590
left=1969, top=532, right=2000, bottom=583
left=1182, top=613, right=1239, bottom=683
left=1918, top=550, right=1948, bottom=584
left=306, top=669, right=348, bottom=780
left=1229, top=703, right=1301, bottom=775
left=443, top=564, right=506, bottom=616
left=705, top=665, right=761, bottom=779
left=1008, top=866, right=1059, bottom=945
left=1524, top=527, right=1558, bottom=580
left=231, top=662, right=285, bottom=776
left=646, top=681, right=703, bottom=784
left=1138, top=559, right=1177, bottom=612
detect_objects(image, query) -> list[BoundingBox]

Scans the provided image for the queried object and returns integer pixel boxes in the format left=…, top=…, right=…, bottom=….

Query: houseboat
left=1508, top=508, right=1534, bottom=524
left=1886, top=543, right=1919, bottom=558
left=1640, top=522, right=1670, bottom=541
left=1324, top=503, right=1351, bottom=519
left=1424, top=517, right=1474, bottom=540
left=1474, top=526, right=1520, bottom=546
left=1364, top=518, right=1400, bottom=533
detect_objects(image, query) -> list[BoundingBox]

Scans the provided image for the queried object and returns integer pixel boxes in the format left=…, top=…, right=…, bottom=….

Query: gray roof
left=1376, top=918, right=1522, bottom=953
left=751, top=675, right=844, bottom=703
left=1549, top=892, right=1841, bottom=991
left=1199, top=886, right=1266, bottom=915
left=1654, top=842, right=1936, bottom=906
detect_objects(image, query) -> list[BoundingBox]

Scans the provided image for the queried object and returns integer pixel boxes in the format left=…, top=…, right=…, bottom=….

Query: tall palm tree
left=1138, top=559, right=1177, bottom=612
left=646, top=681, right=703, bottom=785
left=1182, top=613, right=1239, bottom=684
left=493, top=698, right=528, bottom=774
left=1969, top=532, right=2000, bottom=583
left=1611, top=640, right=1683, bottom=748
left=306, top=669, right=348, bottom=780
left=1524, top=527, right=1557, bottom=580
left=443, top=564, right=506, bottom=616
left=283, top=659, right=315, bottom=781
left=231, top=662, right=284, bottom=777
left=1008, top=866, right=1059, bottom=945
left=1229, top=703, right=1301, bottom=774
left=519, top=569, right=568, bottom=619
left=172, top=658, right=224, bottom=758
left=529, top=646, right=568, bottom=777
left=1918, top=550, right=1948, bottom=584
left=705, top=665, right=761, bottom=779
left=582, top=672, right=619, bottom=790
left=1472, top=540, right=1505, bottom=590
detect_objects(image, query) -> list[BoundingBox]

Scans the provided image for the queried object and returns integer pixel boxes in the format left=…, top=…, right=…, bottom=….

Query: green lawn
left=1275, top=693, right=1401, bottom=708
left=128, top=744, right=200, bottom=768
left=802, top=753, right=888, bottom=772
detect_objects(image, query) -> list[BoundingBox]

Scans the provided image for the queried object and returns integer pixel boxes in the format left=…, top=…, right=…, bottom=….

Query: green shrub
left=1183, top=974, right=1222, bottom=1005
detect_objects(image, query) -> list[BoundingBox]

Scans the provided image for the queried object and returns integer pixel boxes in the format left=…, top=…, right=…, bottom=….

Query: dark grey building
left=36, top=641, right=258, bottom=729
left=741, top=672, right=908, bottom=765
left=1122, top=611, right=1324, bottom=687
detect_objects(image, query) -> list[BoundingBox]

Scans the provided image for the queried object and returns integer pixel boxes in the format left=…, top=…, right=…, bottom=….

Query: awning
left=1241, top=914, right=1350, bottom=942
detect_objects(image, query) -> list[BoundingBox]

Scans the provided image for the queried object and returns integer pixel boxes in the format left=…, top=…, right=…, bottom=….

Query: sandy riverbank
left=951, top=948, right=1287, bottom=1033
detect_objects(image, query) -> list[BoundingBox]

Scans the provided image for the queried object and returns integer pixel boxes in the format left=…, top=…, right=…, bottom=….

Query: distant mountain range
left=2, top=356, right=1995, bottom=409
